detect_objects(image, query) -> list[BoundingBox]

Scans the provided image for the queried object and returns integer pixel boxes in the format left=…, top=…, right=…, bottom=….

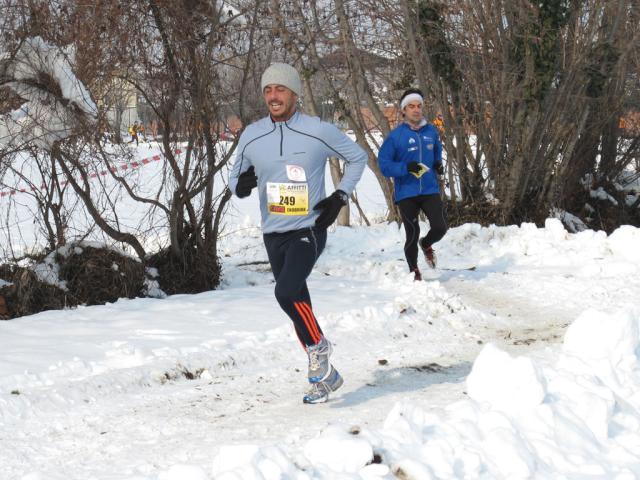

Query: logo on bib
left=286, top=165, right=306, bottom=182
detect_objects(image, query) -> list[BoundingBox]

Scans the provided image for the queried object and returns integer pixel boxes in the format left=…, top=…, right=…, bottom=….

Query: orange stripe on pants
left=300, top=302, right=322, bottom=343
left=294, top=301, right=321, bottom=344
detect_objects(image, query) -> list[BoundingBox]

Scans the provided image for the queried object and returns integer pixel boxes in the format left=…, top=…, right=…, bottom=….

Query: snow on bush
left=1, top=36, right=97, bottom=149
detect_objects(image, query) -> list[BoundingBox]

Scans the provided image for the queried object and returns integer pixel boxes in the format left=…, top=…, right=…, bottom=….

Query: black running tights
left=263, top=227, right=327, bottom=348
left=397, top=194, right=447, bottom=271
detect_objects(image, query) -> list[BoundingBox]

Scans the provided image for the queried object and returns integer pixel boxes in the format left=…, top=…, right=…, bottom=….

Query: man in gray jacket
left=229, top=63, right=367, bottom=403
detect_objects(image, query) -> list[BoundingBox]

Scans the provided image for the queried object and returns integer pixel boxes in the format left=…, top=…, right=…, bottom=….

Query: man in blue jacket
left=378, top=88, right=448, bottom=281
left=229, top=63, right=367, bottom=403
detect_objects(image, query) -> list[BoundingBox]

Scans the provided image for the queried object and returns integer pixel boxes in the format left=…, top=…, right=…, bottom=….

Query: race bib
left=266, top=182, right=309, bottom=215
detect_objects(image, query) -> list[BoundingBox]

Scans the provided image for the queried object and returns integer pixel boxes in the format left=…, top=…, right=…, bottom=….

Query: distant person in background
left=128, top=122, right=139, bottom=146
left=378, top=88, right=447, bottom=281
left=229, top=62, right=367, bottom=404
left=137, top=123, right=146, bottom=141
left=433, top=112, right=445, bottom=136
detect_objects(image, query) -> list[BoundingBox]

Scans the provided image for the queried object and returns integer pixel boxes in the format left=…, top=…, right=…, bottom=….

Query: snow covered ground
left=1, top=218, right=640, bottom=478
left=2, top=144, right=640, bottom=479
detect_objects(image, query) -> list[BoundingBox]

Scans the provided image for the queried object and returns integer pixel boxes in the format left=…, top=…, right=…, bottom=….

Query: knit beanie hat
left=261, top=63, right=302, bottom=96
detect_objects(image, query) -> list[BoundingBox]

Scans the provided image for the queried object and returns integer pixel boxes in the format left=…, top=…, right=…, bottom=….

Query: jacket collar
left=269, top=109, right=300, bottom=126
left=403, top=118, right=428, bottom=131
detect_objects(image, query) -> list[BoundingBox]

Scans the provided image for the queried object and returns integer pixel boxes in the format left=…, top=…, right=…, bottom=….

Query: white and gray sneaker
left=307, top=336, right=333, bottom=383
left=303, top=366, right=344, bottom=404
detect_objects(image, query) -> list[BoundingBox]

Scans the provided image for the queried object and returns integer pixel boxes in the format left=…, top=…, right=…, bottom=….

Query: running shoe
left=303, top=366, right=343, bottom=404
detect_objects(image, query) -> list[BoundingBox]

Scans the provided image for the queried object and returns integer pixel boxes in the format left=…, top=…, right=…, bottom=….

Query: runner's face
left=263, top=85, right=297, bottom=121
left=403, top=100, right=424, bottom=126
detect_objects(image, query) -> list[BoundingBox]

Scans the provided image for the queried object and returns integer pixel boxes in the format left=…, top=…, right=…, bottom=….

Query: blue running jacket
left=377, top=122, right=442, bottom=202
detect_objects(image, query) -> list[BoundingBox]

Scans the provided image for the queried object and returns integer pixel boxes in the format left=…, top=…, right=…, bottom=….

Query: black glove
left=236, top=166, right=257, bottom=198
left=313, top=190, right=348, bottom=230
left=407, top=162, right=422, bottom=174
left=434, top=162, right=445, bottom=175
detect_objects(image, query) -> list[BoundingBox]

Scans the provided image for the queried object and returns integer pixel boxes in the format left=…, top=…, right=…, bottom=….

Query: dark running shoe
left=420, top=238, right=437, bottom=269
left=412, top=268, right=422, bottom=281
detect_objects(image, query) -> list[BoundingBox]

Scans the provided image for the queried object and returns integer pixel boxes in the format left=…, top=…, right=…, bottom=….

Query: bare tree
left=1, top=0, right=263, bottom=293
left=397, top=0, right=640, bottom=226
left=3, top=0, right=638, bottom=299
left=267, top=0, right=399, bottom=222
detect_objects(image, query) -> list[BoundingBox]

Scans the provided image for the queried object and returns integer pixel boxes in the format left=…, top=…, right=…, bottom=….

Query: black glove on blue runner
left=407, top=162, right=422, bottom=174
left=434, top=162, right=445, bottom=175
left=313, top=190, right=348, bottom=230
left=236, top=166, right=257, bottom=198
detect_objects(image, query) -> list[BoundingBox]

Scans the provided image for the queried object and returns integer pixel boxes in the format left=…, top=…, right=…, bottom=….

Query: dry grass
left=0, top=245, right=145, bottom=319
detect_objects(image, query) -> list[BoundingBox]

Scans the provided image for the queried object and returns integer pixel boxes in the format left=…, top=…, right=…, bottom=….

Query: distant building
left=619, top=110, right=640, bottom=138
left=357, top=105, right=400, bottom=131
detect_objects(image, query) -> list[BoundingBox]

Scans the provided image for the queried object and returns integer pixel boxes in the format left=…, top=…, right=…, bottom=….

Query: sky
left=1, top=141, right=640, bottom=478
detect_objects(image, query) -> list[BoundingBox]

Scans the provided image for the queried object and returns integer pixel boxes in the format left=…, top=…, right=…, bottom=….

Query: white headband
left=400, top=93, right=424, bottom=110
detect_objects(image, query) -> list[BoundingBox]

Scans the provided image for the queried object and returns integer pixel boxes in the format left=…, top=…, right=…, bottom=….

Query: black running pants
left=263, top=227, right=327, bottom=348
left=397, top=194, right=447, bottom=271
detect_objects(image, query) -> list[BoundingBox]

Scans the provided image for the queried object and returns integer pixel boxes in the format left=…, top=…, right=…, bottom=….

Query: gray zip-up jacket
left=229, top=111, right=367, bottom=234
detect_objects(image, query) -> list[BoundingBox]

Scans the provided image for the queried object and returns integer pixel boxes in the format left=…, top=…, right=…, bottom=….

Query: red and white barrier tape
left=0, top=149, right=182, bottom=198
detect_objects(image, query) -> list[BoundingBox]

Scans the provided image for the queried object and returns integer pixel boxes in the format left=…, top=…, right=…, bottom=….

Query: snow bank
left=607, top=225, right=640, bottom=263
left=212, top=307, right=640, bottom=479
left=158, top=464, right=209, bottom=480
left=466, top=343, right=547, bottom=414
left=443, top=218, right=640, bottom=278
left=211, top=445, right=308, bottom=480
left=379, top=306, right=640, bottom=479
